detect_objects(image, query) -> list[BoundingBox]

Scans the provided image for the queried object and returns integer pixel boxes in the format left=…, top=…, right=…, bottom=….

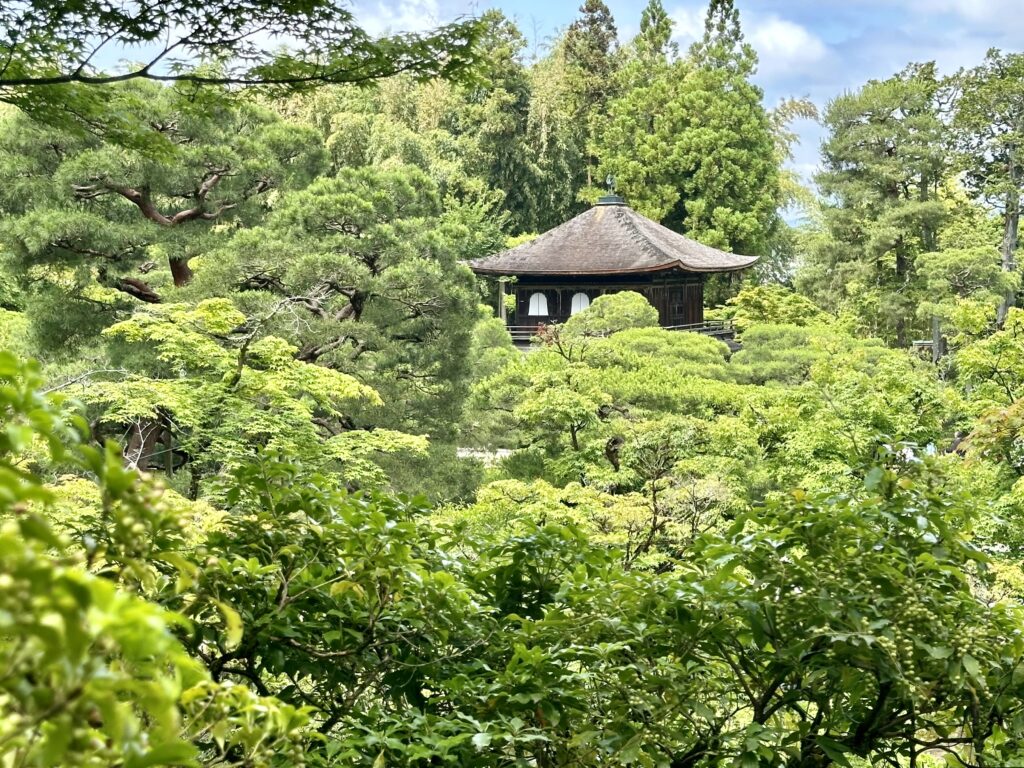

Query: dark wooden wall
left=511, top=272, right=705, bottom=328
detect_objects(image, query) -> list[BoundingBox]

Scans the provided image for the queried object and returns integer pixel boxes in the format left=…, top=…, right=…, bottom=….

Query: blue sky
left=355, top=0, right=1024, bottom=183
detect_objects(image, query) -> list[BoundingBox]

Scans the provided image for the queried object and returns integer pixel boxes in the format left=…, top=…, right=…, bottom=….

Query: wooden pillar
left=498, top=279, right=507, bottom=322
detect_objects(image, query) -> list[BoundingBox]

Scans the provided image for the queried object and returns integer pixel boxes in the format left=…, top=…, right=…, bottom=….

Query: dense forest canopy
left=2, top=0, right=1024, bottom=766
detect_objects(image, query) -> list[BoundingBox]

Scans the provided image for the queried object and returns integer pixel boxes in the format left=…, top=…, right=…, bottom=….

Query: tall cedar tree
left=453, top=12, right=542, bottom=234
left=564, top=0, right=619, bottom=189
left=690, top=0, right=754, bottom=75
left=671, top=0, right=779, bottom=255
left=635, top=0, right=678, bottom=61
left=590, top=1, right=680, bottom=217
left=594, top=0, right=779, bottom=262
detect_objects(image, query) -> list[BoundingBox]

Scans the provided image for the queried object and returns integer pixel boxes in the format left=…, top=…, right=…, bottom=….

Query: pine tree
left=198, top=164, right=493, bottom=441
left=806, top=63, right=949, bottom=344
left=0, top=82, right=324, bottom=352
left=954, top=50, right=1024, bottom=325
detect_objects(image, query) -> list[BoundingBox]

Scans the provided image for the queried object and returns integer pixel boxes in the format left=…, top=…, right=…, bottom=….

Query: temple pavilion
left=469, top=194, right=758, bottom=337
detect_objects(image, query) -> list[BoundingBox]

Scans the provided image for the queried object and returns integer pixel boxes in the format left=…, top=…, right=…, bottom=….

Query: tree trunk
left=170, top=256, right=194, bottom=287
left=124, top=419, right=164, bottom=470
left=997, top=183, right=1020, bottom=327
left=931, top=315, right=946, bottom=363
left=894, top=236, right=910, bottom=347
left=919, top=171, right=938, bottom=252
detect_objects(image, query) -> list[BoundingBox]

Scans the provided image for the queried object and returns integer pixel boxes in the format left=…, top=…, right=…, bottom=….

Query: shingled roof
left=469, top=196, right=759, bottom=276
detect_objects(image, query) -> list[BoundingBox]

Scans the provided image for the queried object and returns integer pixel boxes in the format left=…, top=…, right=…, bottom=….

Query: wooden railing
left=662, top=319, right=734, bottom=337
left=506, top=319, right=734, bottom=343
left=506, top=325, right=542, bottom=343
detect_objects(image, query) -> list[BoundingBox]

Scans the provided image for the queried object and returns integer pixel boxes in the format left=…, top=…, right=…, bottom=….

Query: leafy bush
left=0, top=353, right=310, bottom=767
left=724, top=284, right=831, bottom=333
left=562, top=290, right=659, bottom=337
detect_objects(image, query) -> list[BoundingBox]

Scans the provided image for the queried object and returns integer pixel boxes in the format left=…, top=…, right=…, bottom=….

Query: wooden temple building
left=469, top=194, right=759, bottom=340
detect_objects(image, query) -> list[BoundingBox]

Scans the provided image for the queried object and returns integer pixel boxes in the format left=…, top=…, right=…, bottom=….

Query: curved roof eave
left=470, top=256, right=760, bottom=277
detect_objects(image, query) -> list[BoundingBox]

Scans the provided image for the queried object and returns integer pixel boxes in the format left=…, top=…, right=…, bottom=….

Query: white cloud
left=908, top=0, right=1024, bottom=33
left=669, top=4, right=829, bottom=81
left=916, top=0, right=1010, bottom=22
left=356, top=0, right=441, bottom=36
left=749, top=16, right=828, bottom=77
left=669, top=6, right=705, bottom=44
